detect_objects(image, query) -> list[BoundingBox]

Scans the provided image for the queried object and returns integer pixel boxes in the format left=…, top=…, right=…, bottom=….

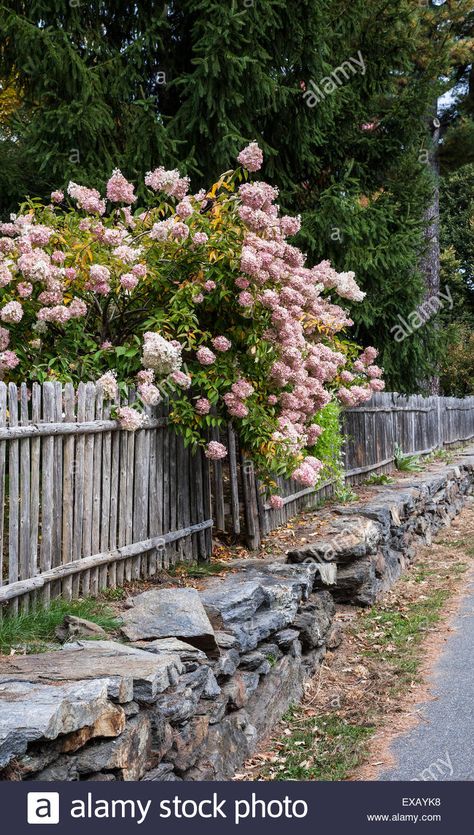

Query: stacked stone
left=0, top=563, right=336, bottom=782
left=287, top=456, right=474, bottom=606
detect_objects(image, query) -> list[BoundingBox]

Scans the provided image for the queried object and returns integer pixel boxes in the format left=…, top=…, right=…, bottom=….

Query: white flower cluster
left=141, top=331, right=182, bottom=376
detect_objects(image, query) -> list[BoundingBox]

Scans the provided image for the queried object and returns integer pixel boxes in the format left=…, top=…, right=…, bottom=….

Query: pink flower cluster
left=67, top=182, right=106, bottom=215
left=205, top=441, right=227, bottom=460
left=224, top=378, right=254, bottom=418
left=237, top=141, right=264, bottom=172
left=211, top=336, right=231, bottom=352
left=117, top=406, right=144, bottom=431
left=106, top=169, right=137, bottom=204
left=195, top=398, right=211, bottom=415
left=144, top=167, right=190, bottom=200
left=196, top=347, right=216, bottom=366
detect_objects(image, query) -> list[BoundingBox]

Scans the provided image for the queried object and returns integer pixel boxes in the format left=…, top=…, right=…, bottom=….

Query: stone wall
left=0, top=563, right=337, bottom=782
left=0, top=451, right=472, bottom=782
left=288, top=453, right=474, bottom=605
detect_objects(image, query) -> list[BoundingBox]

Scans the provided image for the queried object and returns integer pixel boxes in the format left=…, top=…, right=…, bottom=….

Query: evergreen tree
left=0, top=0, right=463, bottom=391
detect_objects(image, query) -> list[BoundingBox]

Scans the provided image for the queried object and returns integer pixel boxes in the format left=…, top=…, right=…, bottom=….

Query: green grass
left=258, top=710, right=374, bottom=781
left=169, top=561, right=234, bottom=578
left=360, top=586, right=450, bottom=683
left=0, top=598, right=120, bottom=655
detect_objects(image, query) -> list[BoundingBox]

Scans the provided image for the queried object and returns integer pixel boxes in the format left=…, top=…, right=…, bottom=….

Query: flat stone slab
left=120, top=588, right=218, bottom=654
left=0, top=641, right=182, bottom=703
left=130, top=638, right=208, bottom=664
left=0, top=678, right=111, bottom=769
left=287, top=516, right=381, bottom=564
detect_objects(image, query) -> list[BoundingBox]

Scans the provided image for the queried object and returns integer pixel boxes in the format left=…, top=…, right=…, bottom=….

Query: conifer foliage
left=0, top=1, right=471, bottom=391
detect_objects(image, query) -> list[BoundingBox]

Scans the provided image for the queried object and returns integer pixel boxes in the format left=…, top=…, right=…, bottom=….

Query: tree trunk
left=420, top=108, right=441, bottom=394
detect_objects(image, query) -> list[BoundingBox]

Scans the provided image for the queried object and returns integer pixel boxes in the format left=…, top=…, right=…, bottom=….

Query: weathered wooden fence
left=1, top=385, right=473, bottom=611
left=210, top=392, right=474, bottom=549
left=0, top=381, right=211, bottom=613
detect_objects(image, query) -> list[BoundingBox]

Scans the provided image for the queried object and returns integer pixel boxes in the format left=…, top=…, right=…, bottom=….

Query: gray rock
left=258, top=642, right=283, bottom=663
left=55, top=615, right=107, bottom=643
left=75, top=715, right=152, bottom=780
left=0, top=678, right=112, bottom=769
left=274, top=628, right=300, bottom=650
left=141, top=763, right=177, bottom=781
left=130, top=637, right=209, bottom=667
left=215, top=631, right=239, bottom=649
left=201, top=563, right=317, bottom=652
left=165, top=715, right=210, bottom=773
left=287, top=517, right=381, bottom=564
left=52, top=640, right=183, bottom=702
left=120, top=589, right=218, bottom=655
left=222, top=672, right=259, bottom=710
left=213, top=649, right=240, bottom=678
left=293, top=592, right=335, bottom=651
left=239, top=651, right=266, bottom=671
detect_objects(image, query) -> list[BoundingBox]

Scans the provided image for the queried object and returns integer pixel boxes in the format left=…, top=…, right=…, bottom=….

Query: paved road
left=379, top=573, right=474, bottom=782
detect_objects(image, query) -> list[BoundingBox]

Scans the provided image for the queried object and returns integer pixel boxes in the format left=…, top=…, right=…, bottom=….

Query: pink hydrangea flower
left=195, top=398, right=211, bottom=415
left=0, top=350, right=19, bottom=373
left=67, top=182, right=106, bottom=215
left=237, top=141, right=264, bottom=172
left=193, top=232, right=208, bottom=245
left=138, top=382, right=162, bottom=406
left=51, top=190, right=64, bottom=204
left=1, top=301, right=23, bottom=323
left=171, top=370, right=192, bottom=389
left=205, top=441, right=227, bottom=460
left=144, top=167, right=190, bottom=200
left=17, top=282, right=33, bottom=298
left=196, top=347, right=216, bottom=366
left=132, top=263, right=147, bottom=278
left=370, top=378, right=385, bottom=392
left=0, top=264, right=13, bottom=287
left=193, top=293, right=204, bottom=303
left=106, top=169, right=137, bottom=204
left=292, top=459, right=321, bottom=488
left=137, top=369, right=155, bottom=384
left=120, top=273, right=139, bottom=291
left=360, top=346, right=378, bottom=365
left=269, top=495, right=284, bottom=509
left=238, top=291, right=254, bottom=307
left=176, top=199, right=193, bottom=219
left=117, top=406, right=144, bottom=432
left=0, top=327, right=10, bottom=350
left=97, top=370, right=118, bottom=400
left=212, top=336, right=231, bottom=352
left=280, top=215, right=301, bottom=237
left=267, top=395, right=278, bottom=406
left=169, top=222, right=189, bottom=241
left=204, top=280, right=216, bottom=292
left=68, top=298, right=87, bottom=318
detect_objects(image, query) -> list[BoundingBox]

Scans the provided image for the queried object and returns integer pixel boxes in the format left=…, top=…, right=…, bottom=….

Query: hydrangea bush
left=0, top=143, right=384, bottom=496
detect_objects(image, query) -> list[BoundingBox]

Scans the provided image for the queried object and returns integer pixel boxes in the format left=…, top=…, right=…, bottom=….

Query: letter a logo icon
left=27, top=793, right=60, bottom=824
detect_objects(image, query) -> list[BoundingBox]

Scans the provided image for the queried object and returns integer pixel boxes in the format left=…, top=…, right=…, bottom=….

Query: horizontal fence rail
left=0, top=381, right=212, bottom=613
left=0, top=384, right=473, bottom=611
